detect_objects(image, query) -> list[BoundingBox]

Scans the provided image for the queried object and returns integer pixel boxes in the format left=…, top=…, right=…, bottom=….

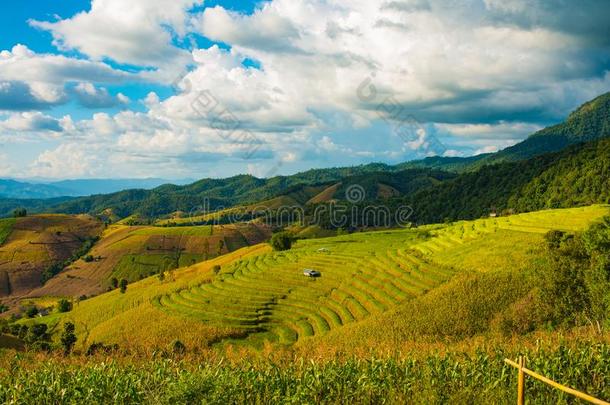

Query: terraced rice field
left=154, top=229, right=456, bottom=344
left=154, top=205, right=609, bottom=345
left=413, top=205, right=610, bottom=255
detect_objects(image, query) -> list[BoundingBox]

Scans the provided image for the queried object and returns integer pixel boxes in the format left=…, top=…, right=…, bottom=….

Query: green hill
left=402, top=92, right=610, bottom=171
left=403, top=137, right=610, bottom=224
left=13, top=205, right=608, bottom=350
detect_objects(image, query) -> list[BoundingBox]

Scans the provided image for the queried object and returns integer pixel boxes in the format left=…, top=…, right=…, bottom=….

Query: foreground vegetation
left=0, top=341, right=608, bottom=404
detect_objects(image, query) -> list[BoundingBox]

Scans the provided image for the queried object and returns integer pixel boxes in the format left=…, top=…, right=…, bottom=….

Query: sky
left=0, top=0, right=609, bottom=180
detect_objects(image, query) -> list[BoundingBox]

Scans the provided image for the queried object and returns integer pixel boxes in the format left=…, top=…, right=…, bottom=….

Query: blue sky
left=0, top=0, right=609, bottom=180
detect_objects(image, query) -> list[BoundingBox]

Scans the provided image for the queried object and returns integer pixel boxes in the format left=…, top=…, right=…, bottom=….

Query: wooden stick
left=505, top=358, right=610, bottom=405
left=517, top=356, right=525, bottom=405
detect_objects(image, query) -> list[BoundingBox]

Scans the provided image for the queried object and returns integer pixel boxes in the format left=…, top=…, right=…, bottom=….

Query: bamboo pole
left=517, top=356, right=525, bottom=405
left=505, top=358, right=610, bottom=405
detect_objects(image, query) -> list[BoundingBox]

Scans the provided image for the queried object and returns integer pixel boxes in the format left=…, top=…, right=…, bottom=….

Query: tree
left=57, top=299, right=72, bottom=313
left=217, top=239, right=225, bottom=256
left=270, top=232, right=293, bottom=251
left=119, top=279, right=128, bottom=293
left=110, top=278, right=119, bottom=289
left=12, top=208, right=27, bottom=218
left=27, top=323, right=48, bottom=343
left=213, top=265, right=221, bottom=275
left=25, top=306, right=39, bottom=318
left=60, top=322, right=77, bottom=355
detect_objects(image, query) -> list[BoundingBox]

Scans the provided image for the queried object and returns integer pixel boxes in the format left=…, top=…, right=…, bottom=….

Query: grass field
left=22, top=205, right=608, bottom=352
left=0, top=215, right=102, bottom=298
left=0, top=218, right=15, bottom=246
left=25, top=223, right=270, bottom=300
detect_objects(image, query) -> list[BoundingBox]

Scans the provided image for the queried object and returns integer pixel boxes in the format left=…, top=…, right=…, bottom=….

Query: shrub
left=119, top=279, right=128, bottom=293
left=270, top=232, right=293, bottom=251
left=170, top=340, right=186, bottom=355
left=83, top=255, right=94, bottom=263
left=25, top=306, right=39, bottom=318
left=86, top=342, right=118, bottom=356
left=60, top=322, right=77, bottom=355
left=57, top=299, right=72, bottom=313
left=27, top=324, right=48, bottom=344
left=213, top=265, right=221, bottom=275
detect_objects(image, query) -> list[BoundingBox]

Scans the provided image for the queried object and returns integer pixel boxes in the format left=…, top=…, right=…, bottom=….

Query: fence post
left=517, top=356, right=525, bottom=405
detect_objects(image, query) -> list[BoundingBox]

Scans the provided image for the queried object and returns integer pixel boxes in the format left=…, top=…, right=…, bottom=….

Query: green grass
left=0, top=218, right=16, bottom=245
left=110, top=254, right=203, bottom=282
left=0, top=343, right=608, bottom=404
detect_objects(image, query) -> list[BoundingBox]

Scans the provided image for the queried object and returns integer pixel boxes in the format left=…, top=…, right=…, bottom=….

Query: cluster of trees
left=12, top=208, right=27, bottom=217
left=1, top=321, right=76, bottom=354
left=110, top=277, right=129, bottom=293
left=540, top=217, right=610, bottom=330
left=41, top=236, right=100, bottom=284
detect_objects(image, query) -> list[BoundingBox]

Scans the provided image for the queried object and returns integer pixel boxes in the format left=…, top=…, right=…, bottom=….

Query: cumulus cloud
left=72, top=82, right=129, bottom=109
left=0, top=112, right=64, bottom=133
left=0, top=44, right=135, bottom=111
left=29, top=143, right=101, bottom=178
left=3, top=0, right=610, bottom=178
left=0, top=81, right=65, bottom=111
left=29, top=0, right=201, bottom=80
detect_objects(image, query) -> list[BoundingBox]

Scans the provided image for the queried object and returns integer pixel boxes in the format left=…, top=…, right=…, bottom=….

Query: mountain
left=402, top=91, right=610, bottom=172
left=0, top=179, right=73, bottom=199
left=49, top=178, right=193, bottom=196
left=0, top=178, right=191, bottom=199
left=476, top=91, right=610, bottom=166
left=44, top=169, right=455, bottom=219
left=403, top=137, right=610, bottom=224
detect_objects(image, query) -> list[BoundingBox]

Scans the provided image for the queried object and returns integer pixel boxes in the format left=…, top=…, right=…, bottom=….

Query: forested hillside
left=404, top=138, right=610, bottom=223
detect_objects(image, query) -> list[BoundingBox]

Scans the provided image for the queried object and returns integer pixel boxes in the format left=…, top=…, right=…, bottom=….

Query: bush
left=60, top=322, right=77, bottom=355
left=25, top=306, right=39, bottom=318
left=170, top=340, right=186, bottom=355
left=213, top=265, right=221, bottom=275
left=119, top=279, right=128, bottom=294
left=27, top=324, right=48, bottom=343
left=270, top=232, right=293, bottom=251
left=57, top=299, right=72, bottom=313
left=86, top=342, right=118, bottom=356
left=83, top=255, right=94, bottom=263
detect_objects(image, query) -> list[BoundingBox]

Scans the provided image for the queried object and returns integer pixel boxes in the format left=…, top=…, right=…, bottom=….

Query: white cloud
left=73, top=82, right=128, bottom=108
left=0, top=112, right=64, bottom=133
left=29, top=143, right=102, bottom=178
left=30, top=0, right=201, bottom=80
left=0, top=44, right=135, bottom=111
left=3, top=0, right=610, bottom=178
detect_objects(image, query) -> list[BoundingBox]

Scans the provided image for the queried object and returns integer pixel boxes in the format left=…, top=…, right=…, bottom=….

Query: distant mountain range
left=0, top=178, right=193, bottom=199
left=1, top=91, right=609, bottom=220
